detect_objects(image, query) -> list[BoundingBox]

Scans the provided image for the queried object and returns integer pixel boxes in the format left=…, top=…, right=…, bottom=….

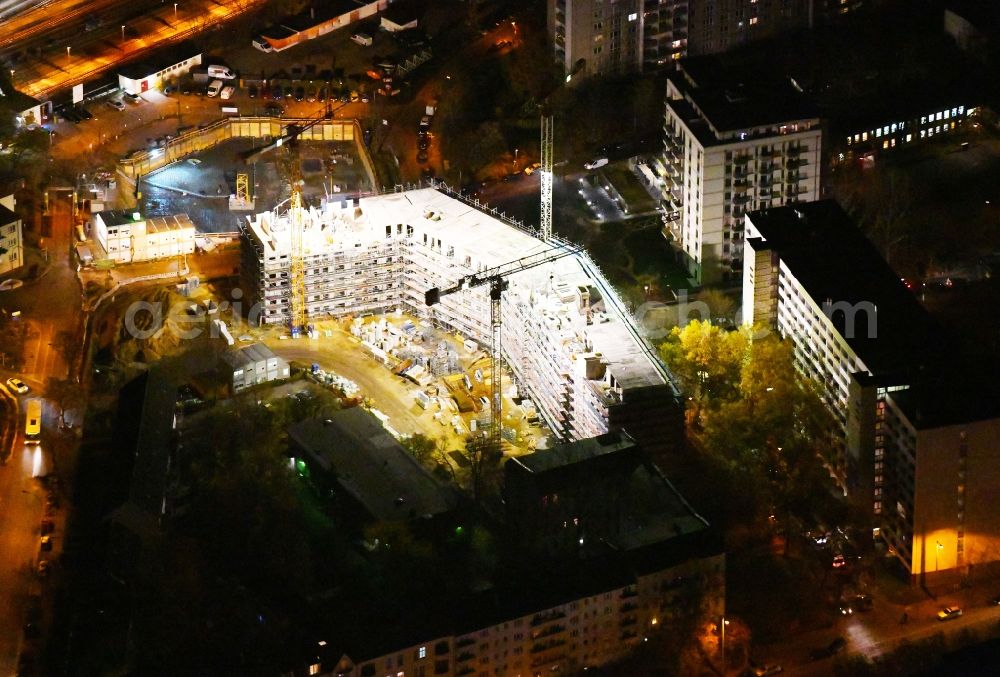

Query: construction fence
left=115, top=116, right=377, bottom=208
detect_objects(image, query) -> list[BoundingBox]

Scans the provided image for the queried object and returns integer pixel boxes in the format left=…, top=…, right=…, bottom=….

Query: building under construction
left=239, top=187, right=681, bottom=451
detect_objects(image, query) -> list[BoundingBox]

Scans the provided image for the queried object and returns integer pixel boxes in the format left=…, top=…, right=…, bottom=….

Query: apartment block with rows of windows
left=838, top=103, right=977, bottom=161
left=549, top=0, right=644, bottom=79
left=742, top=201, right=1000, bottom=581
left=655, top=59, right=822, bottom=285
left=0, top=193, right=24, bottom=276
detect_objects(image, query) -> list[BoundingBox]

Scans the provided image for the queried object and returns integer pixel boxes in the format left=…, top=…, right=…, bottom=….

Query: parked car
left=317, top=86, right=327, bottom=102
left=284, top=85, right=294, bottom=99
left=307, top=87, right=317, bottom=102
left=809, top=637, right=846, bottom=661
left=40, top=535, right=52, bottom=552
left=107, top=99, right=125, bottom=111
left=248, top=85, right=258, bottom=98
left=360, top=93, right=370, bottom=103
left=6, top=377, right=28, bottom=394
left=417, top=150, right=428, bottom=163
left=58, top=106, right=81, bottom=123
left=937, top=606, right=963, bottom=621
left=271, top=84, right=283, bottom=100
left=37, top=560, right=49, bottom=577
left=123, top=91, right=141, bottom=103
left=220, top=85, right=235, bottom=100
left=584, top=157, right=608, bottom=170
left=294, top=86, right=305, bottom=101
left=349, top=90, right=359, bottom=102
left=418, top=136, right=429, bottom=150
left=73, top=105, right=93, bottom=120
left=753, top=665, right=783, bottom=677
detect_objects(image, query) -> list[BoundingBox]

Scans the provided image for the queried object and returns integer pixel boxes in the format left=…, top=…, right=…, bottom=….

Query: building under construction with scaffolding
left=239, top=187, right=681, bottom=452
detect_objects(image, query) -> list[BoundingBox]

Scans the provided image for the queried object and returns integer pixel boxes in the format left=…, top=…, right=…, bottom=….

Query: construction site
left=239, top=185, right=682, bottom=454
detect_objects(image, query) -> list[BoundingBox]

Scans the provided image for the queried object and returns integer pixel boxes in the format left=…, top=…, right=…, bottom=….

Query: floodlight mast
left=424, top=244, right=581, bottom=453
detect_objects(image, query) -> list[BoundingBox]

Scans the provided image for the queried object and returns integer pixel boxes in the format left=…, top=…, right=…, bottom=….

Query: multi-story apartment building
left=742, top=201, right=1000, bottom=580
left=656, top=59, right=822, bottom=285
left=549, top=0, right=643, bottom=79
left=0, top=193, right=24, bottom=276
left=549, top=0, right=873, bottom=75
left=304, top=433, right=724, bottom=677
left=240, top=187, right=682, bottom=454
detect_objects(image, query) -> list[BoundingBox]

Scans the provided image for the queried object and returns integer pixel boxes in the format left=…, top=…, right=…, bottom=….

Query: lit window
left=750, top=16, right=758, bottom=25
left=628, top=12, right=638, bottom=21
left=862, top=132, right=868, bottom=141
left=921, top=116, right=927, bottom=124
left=419, top=647, right=426, bottom=659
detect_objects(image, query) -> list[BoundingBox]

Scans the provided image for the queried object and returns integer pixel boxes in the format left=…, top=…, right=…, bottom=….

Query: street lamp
left=174, top=3, right=178, bottom=20
left=720, top=617, right=730, bottom=671
left=121, top=25, right=126, bottom=43
left=66, top=46, right=71, bottom=59
left=514, top=148, right=519, bottom=170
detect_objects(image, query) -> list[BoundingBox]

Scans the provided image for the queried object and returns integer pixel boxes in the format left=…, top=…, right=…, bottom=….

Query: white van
left=207, top=65, right=235, bottom=80
left=252, top=36, right=273, bottom=53
left=351, top=33, right=373, bottom=47
left=206, top=79, right=224, bottom=97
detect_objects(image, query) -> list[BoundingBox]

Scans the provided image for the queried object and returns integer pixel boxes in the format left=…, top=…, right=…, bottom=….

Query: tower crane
left=425, top=243, right=581, bottom=452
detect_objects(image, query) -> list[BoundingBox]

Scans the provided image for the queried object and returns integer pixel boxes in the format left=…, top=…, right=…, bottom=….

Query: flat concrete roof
left=244, top=188, right=669, bottom=391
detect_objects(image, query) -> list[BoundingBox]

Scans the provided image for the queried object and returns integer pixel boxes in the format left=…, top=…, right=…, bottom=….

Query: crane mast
left=540, top=115, right=553, bottom=240
left=289, top=185, right=306, bottom=331
left=425, top=244, right=581, bottom=454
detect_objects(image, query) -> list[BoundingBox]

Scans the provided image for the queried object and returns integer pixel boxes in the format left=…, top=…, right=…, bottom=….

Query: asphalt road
left=0, top=188, right=81, bottom=676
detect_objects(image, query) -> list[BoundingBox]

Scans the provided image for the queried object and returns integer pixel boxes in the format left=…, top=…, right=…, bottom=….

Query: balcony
left=733, top=154, right=751, bottom=165
left=531, top=610, right=566, bottom=627
left=758, top=162, right=776, bottom=174
left=786, top=158, right=807, bottom=170
left=733, top=179, right=749, bottom=191
left=787, top=144, right=805, bottom=155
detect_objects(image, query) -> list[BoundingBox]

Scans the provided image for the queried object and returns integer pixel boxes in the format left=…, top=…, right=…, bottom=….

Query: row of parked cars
left=55, top=91, right=142, bottom=122
left=223, top=82, right=371, bottom=104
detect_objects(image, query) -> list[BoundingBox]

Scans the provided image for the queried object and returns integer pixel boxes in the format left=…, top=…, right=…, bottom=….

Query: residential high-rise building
left=549, top=1, right=874, bottom=78
left=655, top=59, right=822, bottom=285
left=742, top=201, right=1000, bottom=580
left=549, top=0, right=643, bottom=79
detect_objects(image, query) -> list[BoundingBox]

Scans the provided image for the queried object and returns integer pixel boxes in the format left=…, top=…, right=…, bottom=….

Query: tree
left=695, top=288, right=737, bottom=324
left=659, top=319, right=749, bottom=409
left=463, top=433, right=503, bottom=502
left=833, top=163, right=915, bottom=267
left=46, top=378, right=82, bottom=426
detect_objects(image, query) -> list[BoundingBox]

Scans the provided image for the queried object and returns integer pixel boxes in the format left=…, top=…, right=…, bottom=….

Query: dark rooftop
left=0, top=203, right=16, bottom=226
left=289, top=409, right=455, bottom=522
left=747, top=201, right=1000, bottom=426
left=117, top=40, right=202, bottom=80
left=946, top=0, right=1000, bottom=34
left=672, top=56, right=820, bottom=134
left=117, top=371, right=177, bottom=517
left=508, top=430, right=636, bottom=474
left=94, top=209, right=143, bottom=227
